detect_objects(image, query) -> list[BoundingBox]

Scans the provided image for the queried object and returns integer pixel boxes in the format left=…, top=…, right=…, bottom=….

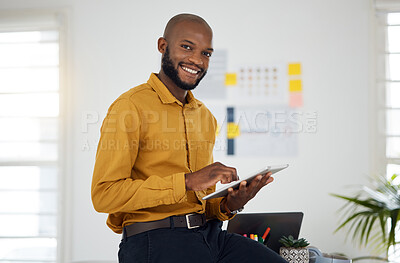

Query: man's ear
left=158, top=37, right=167, bottom=54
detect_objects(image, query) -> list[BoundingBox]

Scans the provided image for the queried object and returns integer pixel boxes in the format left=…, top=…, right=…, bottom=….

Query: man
left=92, top=13, right=287, bottom=262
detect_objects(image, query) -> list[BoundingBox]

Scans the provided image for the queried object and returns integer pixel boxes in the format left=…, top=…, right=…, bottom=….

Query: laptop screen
left=226, top=212, right=304, bottom=253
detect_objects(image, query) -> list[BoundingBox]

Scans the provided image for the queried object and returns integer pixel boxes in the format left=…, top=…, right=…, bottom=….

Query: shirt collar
left=147, top=73, right=202, bottom=108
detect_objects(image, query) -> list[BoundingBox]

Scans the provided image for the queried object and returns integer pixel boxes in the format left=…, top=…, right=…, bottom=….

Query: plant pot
left=279, top=247, right=309, bottom=263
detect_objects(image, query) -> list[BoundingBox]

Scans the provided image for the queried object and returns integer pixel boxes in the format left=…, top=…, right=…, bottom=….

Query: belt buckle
left=185, top=213, right=200, bottom=229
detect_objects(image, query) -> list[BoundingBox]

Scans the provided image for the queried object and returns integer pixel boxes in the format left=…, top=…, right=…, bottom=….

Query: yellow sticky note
left=289, top=79, right=302, bottom=92
left=227, top=123, right=240, bottom=139
left=288, top=63, right=301, bottom=75
left=289, top=92, right=303, bottom=107
left=225, top=73, right=237, bottom=86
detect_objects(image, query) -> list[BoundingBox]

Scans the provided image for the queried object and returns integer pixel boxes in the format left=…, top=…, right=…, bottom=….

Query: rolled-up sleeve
left=91, top=98, right=187, bottom=214
left=205, top=187, right=235, bottom=221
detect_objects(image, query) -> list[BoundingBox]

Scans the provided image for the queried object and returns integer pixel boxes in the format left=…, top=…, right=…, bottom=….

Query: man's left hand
left=222, top=172, right=274, bottom=213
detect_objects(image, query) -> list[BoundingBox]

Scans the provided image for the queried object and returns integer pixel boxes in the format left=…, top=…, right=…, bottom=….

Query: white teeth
left=182, top=66, right=198, bottom=74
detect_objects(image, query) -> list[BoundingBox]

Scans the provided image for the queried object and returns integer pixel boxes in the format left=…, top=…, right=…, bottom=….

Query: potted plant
left=331, top=174, right=400, bottom=261
left=279, top=235, right=310, bottom=263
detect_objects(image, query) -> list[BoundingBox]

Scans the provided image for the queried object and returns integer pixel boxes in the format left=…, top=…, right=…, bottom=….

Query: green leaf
left=390, top=174, right=397, bottom=182
left=332, top=174, right=400, bottom=255
left=365, top=216, right=377, bottom=243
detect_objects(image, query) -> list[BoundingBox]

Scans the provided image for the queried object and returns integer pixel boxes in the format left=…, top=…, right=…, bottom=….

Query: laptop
left=226, top=212, right=304, bottom=254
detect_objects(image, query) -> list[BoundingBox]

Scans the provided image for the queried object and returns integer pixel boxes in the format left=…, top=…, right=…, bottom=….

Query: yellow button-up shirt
left=91, top=73, right=231, bottom=233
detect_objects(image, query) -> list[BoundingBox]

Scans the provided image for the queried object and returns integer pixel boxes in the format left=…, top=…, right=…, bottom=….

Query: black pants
left=118, top=219, right=287, bottom=263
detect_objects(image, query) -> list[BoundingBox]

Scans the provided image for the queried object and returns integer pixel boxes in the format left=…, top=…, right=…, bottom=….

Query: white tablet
left=202, top=164, right=289, bottom=200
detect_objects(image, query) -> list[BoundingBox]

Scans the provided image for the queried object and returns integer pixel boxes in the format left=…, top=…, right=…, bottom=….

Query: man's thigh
left=217, top=232, right=288, bottom=263
left=118, top=228, right=213, bottom=263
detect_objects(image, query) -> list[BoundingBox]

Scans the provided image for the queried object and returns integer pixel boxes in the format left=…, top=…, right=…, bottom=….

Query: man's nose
left=188, top=52, right=203, bottom=66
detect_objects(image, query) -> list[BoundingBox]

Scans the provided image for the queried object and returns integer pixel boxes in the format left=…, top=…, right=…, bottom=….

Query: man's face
left=160, top=21, right=213, bottom=91
left=161, top=46, right=206, bottom=90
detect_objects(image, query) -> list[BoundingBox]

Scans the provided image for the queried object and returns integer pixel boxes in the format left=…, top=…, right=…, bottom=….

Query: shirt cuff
left=173, top=172, right=187, bottom=203
left=214, top=197, right=236, bottom=221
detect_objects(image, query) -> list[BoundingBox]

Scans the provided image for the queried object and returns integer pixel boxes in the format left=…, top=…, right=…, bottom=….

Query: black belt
left=123, top=213, right=206, bottom=238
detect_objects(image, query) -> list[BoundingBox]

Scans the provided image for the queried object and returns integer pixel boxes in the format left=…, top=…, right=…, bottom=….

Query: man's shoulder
left=118, top=82, right=154, bottom=101
left=106, top=82, right=156, bottom=113
left=117, top=81, right=162, bottom=106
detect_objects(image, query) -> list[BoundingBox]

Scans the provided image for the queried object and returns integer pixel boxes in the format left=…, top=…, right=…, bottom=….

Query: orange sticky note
left=225, top=73, right=237, bottom=86
left=289, top=79, right=302, bottom=92
left=288, top=63, right=301, bottom=75
left=290, top=92, right=303, bottom=107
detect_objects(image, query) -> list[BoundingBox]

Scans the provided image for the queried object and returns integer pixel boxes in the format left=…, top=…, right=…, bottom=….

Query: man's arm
left=91, top=98, right=187, bottom=213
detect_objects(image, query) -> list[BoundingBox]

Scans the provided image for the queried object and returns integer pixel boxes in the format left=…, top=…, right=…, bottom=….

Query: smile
left=181, top=66, right=199, bottom=75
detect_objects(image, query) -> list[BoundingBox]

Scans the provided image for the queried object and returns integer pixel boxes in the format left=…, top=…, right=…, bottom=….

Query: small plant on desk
left=279, top=235, right=310, bottom=263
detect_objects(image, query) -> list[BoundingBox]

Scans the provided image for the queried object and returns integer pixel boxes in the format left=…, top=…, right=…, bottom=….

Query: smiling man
left=91, top=14, right=287, bottom=262
left=158, top=15, right=212, bottom=99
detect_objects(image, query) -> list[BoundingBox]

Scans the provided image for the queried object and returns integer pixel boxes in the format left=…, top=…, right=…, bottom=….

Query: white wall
left=0, top=0, right=375, bottom=261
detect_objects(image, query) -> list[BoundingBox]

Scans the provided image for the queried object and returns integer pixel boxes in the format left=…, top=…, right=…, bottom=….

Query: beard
left=161, top=47, right=207, bottom=91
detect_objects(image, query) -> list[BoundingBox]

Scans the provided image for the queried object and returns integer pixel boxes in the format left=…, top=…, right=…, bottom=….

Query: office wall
left=0, top=0, right=374, bottom=261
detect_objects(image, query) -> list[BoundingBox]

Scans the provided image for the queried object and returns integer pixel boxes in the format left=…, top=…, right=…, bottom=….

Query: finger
left=227, top=187, right=237, bottom=197
left=219, top=174, right=229, bottom=184
left=248, top=175, right=264, bottom=196
left=218, top=167, right=238, bottom=183
left=219, top=170, right=235, bottom=184
left=264, top=176, right=274, bottom=185
left=259, top=173, right=274, bottom=186
left=214, top=163, right=238, bottom=181
left=248, top=175, right=263, bottom=189
left=228, top=167, right=239, bottom=181
left=251, top=176, right=275, bottom=197
left=218, top=165, right=238, bottom=181
left=238, top=181, right=247, bottom=192
left=259, top=171, right=273, bottom=185
left=256, top=174, right=272, bottom=189
left=260, top=173, right=271, bottom=184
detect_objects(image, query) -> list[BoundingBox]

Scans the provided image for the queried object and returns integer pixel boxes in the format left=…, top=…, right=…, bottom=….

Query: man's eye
left=203, top=52, right=212, bottom=58
left=182, top=45, right=191, bottom=50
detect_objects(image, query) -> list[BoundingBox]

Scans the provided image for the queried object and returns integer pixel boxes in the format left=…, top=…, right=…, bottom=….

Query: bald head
left=157, top=13, right=213, bottom=96
left=163, top=13, right=212, bottom=40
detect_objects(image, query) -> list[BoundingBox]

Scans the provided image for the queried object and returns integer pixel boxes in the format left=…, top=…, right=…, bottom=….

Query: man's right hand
left=185, top=162, right=239, bottom=191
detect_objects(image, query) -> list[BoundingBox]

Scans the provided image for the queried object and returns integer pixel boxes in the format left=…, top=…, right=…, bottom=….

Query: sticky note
left=225, top=73, right=237, bottom=86
left=288, top=63, right=301, bottom=75
left=289, top=79, right=302, bottom=92
left=227, top=123, right=240, bottom=139
left=289, top=92, right=303, bottom=107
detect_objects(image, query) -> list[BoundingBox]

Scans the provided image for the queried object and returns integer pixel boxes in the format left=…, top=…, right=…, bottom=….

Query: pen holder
left=279, top=247, right=309, bottom=263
